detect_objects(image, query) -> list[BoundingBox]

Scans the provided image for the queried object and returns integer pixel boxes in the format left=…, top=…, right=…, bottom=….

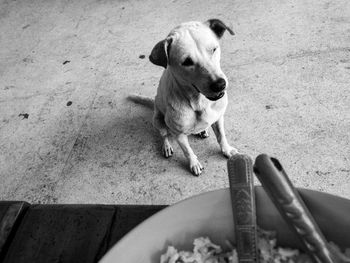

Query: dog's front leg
left=212, top=116, right=238, bottom=158
left=176, top=134, right=203, bottom=176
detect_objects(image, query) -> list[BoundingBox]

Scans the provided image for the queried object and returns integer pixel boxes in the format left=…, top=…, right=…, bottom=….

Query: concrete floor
left=0, top=0, right=349, bottom=204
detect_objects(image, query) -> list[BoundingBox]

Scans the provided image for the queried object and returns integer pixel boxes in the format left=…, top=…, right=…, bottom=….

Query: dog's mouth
left=192, top=84, right=225, bottom=101
left=206, top=91, right=225, bottom=101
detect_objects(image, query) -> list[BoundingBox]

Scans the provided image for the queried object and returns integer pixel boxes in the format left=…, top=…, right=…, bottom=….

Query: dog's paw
left=162, top=142, right=174, bottom=158
left=190, top=159, right=204, bottom=176
left=195, top=130, right=209, bottom=139
left=222, top=145, right=239, bottom=158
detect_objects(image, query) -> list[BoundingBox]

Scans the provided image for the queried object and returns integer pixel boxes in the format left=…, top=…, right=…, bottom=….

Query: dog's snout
left=210, top=78, right=226, bottom=92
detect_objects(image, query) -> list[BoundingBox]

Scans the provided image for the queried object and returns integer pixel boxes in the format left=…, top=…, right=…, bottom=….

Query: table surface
left=0, top=201, right=166, bottom=263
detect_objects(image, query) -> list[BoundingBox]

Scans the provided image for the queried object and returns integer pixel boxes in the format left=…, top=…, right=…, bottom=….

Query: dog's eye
left=212, top=47, right=217, bottom=54
left=182, top=57, right=194, bottom=67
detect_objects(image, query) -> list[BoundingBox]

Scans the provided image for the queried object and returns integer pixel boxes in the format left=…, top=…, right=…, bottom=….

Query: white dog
left=129, top=19, right=238, bottom=176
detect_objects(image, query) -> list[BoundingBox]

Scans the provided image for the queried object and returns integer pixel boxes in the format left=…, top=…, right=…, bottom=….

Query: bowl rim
left=100, top=188, right=229, bottom=262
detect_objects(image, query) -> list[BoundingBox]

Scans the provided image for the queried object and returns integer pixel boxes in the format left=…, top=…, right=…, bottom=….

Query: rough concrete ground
left=0, top=0, right=349, bottom=204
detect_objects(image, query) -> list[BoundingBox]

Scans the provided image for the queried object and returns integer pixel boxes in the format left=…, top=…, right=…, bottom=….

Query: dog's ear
left=206, top=19, right=234, bottom=39
left=149, top=37, right=173, bottom=68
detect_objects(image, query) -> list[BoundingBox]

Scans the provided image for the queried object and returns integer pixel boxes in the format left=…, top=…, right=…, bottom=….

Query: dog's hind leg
left=161, top=135, right=173, bottom=158
left=153, top=109, right=174, bottom=158
left=194, top=129, right=210, bottom=139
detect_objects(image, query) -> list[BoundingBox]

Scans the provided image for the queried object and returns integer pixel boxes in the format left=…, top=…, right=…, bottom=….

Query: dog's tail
left=127, top=94, right=154, bottom=109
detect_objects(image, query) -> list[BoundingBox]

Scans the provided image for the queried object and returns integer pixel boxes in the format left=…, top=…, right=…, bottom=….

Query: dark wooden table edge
left=0, top=201, right=167, bottom=263
left=0, top=201, right=30, bottom=262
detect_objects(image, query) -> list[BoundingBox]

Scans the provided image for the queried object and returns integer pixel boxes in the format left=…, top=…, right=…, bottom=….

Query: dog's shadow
left=71, top=108, right=225, bottom=178
left=79, top=109, right=195, bottom=175
left=113, top=111, right=217, bottom=176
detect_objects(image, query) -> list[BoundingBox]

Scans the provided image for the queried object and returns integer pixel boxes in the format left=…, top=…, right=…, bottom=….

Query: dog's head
left=149, top=19, right=234, bottom=101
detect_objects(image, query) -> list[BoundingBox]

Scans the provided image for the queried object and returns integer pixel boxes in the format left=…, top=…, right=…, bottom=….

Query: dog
left=129, top=19, right=238, bottom=176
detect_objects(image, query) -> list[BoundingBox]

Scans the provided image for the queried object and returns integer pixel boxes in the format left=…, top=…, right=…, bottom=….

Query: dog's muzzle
left=206, top=91, right=225, bottom=101
left=210, top=78, right=226, bottom=93
left=207, top=78, right=226, bottom=100
left=192, top=83, right=225, bottom=101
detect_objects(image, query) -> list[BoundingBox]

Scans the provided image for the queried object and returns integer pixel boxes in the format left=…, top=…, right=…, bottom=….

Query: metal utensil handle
left=227, top=154, right=258, bottom=263
left=254, top=154, right=334, bottom=263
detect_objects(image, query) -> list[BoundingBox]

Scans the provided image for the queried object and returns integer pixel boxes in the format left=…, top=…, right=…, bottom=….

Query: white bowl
left=100, top=187, right=350, bottom=263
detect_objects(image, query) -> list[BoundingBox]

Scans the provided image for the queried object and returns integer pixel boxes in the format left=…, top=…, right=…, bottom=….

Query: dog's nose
left=210, top=78, right=226, bottom=92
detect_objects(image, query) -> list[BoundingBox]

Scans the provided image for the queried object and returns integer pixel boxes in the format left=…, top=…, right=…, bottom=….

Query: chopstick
left=253, top=154, right=335, bottom=263
left=227, top=154, right=259, bottom=263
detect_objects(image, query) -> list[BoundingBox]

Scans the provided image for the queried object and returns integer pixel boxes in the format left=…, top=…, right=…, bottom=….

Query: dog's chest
left=190, top=102, right=225, bottom=133
left=195, top=108, right=216, bottom=125
left=165, top=95, right=227, bottom=135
